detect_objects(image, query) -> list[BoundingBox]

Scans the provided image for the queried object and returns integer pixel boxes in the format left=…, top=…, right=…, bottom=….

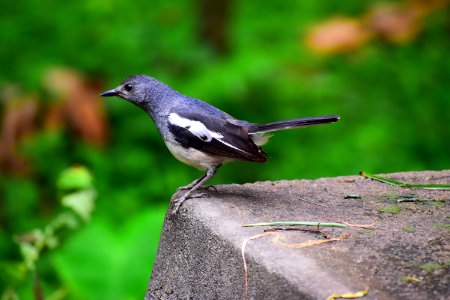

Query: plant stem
left=359, top=171, right=450, bottom=190
left=242, top=221, right=346, bottom=228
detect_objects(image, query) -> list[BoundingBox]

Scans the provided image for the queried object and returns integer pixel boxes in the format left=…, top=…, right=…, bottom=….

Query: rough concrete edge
left=146, top=208, right=311, bottom=300
left=147, top=170, right=450, bottom=299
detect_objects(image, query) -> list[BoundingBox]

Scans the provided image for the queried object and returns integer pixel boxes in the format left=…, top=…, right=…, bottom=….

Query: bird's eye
left=124, top=84, right=133, bottom=92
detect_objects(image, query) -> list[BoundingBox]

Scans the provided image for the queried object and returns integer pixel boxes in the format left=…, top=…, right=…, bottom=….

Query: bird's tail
left=248, top=114, right=340, bottom=134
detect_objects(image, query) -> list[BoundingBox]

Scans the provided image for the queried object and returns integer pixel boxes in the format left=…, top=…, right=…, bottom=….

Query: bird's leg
left=171, top=165, right=221, bottom=215
left=176, top=173, right=208, bottom=191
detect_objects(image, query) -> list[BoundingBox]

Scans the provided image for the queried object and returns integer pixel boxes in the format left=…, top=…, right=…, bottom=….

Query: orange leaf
left=305, top=18, right=372, bottom=54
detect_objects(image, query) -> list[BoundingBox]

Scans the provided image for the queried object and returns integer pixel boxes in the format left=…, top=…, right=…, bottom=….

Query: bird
left=101, top=75, right=339, bottom=214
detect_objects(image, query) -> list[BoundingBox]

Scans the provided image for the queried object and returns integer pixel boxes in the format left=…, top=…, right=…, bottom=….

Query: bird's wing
left=166, top=110, right=267, bottom=163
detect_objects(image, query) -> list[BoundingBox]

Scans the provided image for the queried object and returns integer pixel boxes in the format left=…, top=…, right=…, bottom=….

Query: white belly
left=165, top=139, right=231, bottom=170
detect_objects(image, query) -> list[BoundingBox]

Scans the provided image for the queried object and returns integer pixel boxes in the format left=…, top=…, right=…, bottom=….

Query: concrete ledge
left=146, top=171, right=450, bottom=300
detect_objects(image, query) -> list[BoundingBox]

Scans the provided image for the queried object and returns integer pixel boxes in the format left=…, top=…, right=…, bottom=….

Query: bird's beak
left=100, top=89, right=118, bottom=97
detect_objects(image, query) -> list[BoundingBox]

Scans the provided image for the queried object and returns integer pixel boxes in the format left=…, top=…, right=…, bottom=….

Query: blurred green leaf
left=61, top=190, right=96, bottom=222
left=52, top=207, right=165, bottom=300
left=18, top=241, right=40, bottom=271
left=57, top=166, right=94, bottom=191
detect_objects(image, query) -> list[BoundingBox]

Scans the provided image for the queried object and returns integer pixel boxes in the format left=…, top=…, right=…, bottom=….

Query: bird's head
left=100, top=74, right=170, bottom=109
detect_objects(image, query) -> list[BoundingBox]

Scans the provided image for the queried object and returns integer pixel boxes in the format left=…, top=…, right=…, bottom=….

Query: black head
left=100, top=74, right=168, bottom=107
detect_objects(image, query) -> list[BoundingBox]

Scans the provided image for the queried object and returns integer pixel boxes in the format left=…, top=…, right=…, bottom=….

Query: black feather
left=168, top=124, right=267, bottom=162
left=167, top=109, right=267, bottom=163
left=248, top=115, right=339, bottom=134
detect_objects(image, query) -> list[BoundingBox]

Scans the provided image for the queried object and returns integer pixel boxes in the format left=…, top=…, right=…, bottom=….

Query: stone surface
left=146, top=170, right=450, bottom=300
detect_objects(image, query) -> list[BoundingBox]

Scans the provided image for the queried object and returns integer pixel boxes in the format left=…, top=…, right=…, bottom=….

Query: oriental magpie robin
left=101, top=75, right=339, bottom=214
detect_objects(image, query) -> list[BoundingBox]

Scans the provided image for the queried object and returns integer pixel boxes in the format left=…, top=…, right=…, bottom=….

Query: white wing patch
left=168, top=113, right=222, bottom=142
left=168, top=113, right=249, bottom=154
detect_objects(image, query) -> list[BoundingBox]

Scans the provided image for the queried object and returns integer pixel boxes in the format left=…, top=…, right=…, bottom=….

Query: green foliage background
left=1, top=0, right=449, bottom=299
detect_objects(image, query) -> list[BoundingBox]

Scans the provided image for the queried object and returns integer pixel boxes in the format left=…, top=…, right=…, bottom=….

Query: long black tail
left=248, top=114, right=340, bottom=134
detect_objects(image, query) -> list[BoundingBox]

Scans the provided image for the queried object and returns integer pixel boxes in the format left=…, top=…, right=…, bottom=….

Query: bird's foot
left=177, top=185, right=217, bottom=192
left=170, top=190, right=209, bottom=215
left=171, top=194, right=187, bottom=215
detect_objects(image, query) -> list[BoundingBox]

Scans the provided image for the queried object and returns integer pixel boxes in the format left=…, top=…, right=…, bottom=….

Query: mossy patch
left=402, top=225, right=416, bottom=233
left=429, top=201, right=444, bottom=208
left=435, top=223, right=450, bottom=230
left=419, top=261, right=450, bottom=272
left=377, top=205, right=402, bottom=214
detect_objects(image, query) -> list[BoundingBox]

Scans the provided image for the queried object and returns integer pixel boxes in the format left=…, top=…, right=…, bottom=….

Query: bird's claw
left=190, top=192, right=207, bottom=199
left=177, top=185, right=217, bottom=192
left=171, top=197, right=185, bottom=215
left=170, top=190, right=210, bottom=215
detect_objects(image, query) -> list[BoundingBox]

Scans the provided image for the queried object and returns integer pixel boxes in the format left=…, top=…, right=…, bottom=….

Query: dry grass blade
left=272, top=233, right=350, bottom=249
left=242, top=231, right=351, bottom=297
left=326, top=287, right=369, bottom=300
left=241, top=232, right=277, bottom=298
left=402, top=275, right=422, bottom=283
left=342, top=222, right=375, bottom=229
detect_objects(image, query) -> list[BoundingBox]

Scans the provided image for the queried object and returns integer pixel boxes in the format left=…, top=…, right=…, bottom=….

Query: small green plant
left=1, top=166, right=96, bottom=299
